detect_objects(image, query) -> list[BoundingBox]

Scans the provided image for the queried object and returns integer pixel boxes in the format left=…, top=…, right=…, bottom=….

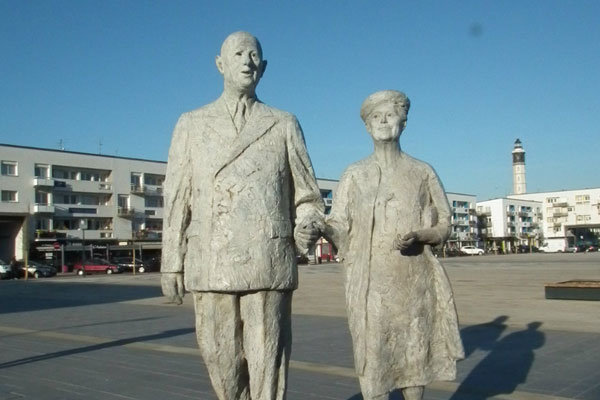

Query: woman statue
left=324, top=90, right=464, bottom=400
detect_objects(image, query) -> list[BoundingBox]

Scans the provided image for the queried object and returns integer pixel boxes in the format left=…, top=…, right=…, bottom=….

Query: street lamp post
left=80, top=219, right=87, bottom=276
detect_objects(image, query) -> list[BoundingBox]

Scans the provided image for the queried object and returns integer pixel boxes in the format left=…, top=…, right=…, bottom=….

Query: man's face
left=365, top=103, right=407, bottom=142
left=217, top=35, right=265, bottom=93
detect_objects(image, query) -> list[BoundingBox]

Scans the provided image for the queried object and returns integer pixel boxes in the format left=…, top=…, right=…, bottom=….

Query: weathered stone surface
left=161, top=31, right=324, bottom=400
left=325, top=90, right=464, bottom=400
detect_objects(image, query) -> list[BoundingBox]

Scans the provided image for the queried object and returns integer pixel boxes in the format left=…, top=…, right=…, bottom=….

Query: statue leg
left=194, top=292, right=250, bottom=400
left=240, top=290, right=293, bottom=400
left=402, top=386, right=424, bottom=400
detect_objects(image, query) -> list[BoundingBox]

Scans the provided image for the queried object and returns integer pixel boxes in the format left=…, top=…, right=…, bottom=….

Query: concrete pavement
left=1, top=252, right=599, bottom=399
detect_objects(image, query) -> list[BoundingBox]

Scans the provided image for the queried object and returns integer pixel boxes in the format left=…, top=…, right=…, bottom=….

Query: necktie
left=234, top=101, right=246, bottom=132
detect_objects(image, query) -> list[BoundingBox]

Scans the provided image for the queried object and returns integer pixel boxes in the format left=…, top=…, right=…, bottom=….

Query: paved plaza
left=1, top=253, right=599, bottom=399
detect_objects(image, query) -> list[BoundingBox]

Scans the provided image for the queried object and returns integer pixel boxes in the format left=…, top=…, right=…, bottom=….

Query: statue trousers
left=193, top=290, right=293, bottom=400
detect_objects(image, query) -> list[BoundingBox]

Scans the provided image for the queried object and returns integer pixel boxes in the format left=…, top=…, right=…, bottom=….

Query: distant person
left=324, top=90, right=464, bottom=400
left=161, top=32, right=324, bottom=400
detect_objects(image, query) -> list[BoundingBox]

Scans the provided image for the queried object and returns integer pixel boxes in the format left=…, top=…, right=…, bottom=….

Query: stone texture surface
left=325, top=90, right=463, bottom=400
left=160, top=31, right=323, bottom=400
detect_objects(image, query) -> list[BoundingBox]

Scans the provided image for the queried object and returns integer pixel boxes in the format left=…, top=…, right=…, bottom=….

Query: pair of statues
left=161, top=31, right=464, bottom=400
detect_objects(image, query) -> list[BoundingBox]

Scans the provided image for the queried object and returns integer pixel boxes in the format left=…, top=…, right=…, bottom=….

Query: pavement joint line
left=0, top=325, right=575, bottom=400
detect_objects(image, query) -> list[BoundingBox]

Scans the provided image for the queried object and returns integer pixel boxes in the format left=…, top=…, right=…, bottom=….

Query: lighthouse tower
left=512, top=138, right=526, bottom=195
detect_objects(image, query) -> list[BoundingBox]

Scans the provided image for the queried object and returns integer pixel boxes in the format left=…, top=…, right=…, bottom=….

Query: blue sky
left=1, top=0, right=599, bottom=200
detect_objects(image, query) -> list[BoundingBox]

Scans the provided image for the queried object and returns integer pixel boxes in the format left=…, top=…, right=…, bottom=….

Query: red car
left=73, top=259, right=123, bottom=276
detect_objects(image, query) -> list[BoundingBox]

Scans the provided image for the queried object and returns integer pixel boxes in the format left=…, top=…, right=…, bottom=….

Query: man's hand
left=295, top=221, right=322, bottom=255
left=161, top=272, right=185, bottom=305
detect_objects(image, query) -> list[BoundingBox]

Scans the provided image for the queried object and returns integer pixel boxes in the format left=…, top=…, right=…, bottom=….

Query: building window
left=80, top=171, right=100, bottom=181
left=35, top=218, right=50, bottom=230
left=34, top=164, right=50, bottom=178
left=35, top=190, right=50, bottom=205
left=1, top=161, right=18, bottom=176
left=68, top=207, right=97, bottom=214
left=1, top=190, right=18, bottom=202
left=576, top=215, right=591, bottom=222
left=575, top=194, right=590, bottom=204
left=145, top=196, right=164, bottom=208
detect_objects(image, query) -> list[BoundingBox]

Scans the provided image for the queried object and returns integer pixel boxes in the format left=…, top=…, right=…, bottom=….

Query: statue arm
left=285, top=116, right=325, bottom=253
left=417, top=167, right=452, bottom=246
left=161, top=114, right=193, bottom=275
left=395, top=165, right=451, bottom=249
left=323, top=169, right=352, bottom=256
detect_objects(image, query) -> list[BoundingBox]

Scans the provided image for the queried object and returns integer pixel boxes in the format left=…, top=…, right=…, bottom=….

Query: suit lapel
left=214, top=101, right=277, bottom=177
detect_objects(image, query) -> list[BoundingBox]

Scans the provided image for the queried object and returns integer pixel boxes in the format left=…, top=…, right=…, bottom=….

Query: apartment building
left=0, top=144, right=166, bottom=261
left=0, top=144, right=344, bottom=262
left=508, top=188, right=600, bottom=250
left=476, top=198, right=543, bottom=252
left=446, top=192, right=478, bottom=248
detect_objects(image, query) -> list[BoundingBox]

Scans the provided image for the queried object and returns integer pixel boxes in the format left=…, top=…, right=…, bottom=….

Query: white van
left=539, top=241, right=566, bottom=253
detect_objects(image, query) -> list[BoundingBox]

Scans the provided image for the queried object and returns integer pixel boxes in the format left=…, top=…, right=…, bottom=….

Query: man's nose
left=380, top=114, right=388, bottom=123
left=242, top=52, right=254, bottom=66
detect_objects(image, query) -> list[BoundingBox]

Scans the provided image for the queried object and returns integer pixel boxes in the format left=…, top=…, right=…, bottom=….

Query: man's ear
left=259, top=59, right=267, bottom=78
left=215, top=55, right=225, bottom=75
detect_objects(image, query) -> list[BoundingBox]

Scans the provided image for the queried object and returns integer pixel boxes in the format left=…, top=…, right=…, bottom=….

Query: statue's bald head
left=220, top=31, right=263, bottom=59
left=216, top=31, right=267, bottom=95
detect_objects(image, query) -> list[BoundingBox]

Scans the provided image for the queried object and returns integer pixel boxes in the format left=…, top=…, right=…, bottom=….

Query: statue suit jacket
left=161, top=94, right=324, bottom=292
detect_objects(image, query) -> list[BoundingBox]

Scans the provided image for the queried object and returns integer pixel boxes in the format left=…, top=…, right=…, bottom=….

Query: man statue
left=161, top=31, right=324, bottom=400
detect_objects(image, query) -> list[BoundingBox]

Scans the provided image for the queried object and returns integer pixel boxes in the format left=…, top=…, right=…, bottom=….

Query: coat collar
left=208, top=95, right=277, bottom=177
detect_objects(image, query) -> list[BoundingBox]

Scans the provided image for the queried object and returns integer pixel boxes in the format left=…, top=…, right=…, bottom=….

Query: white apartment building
left=0, top=144, right=343, bottom=262
left=476, top=198, right=543, bottom=253
left=508, top=188, right=600, bottom=250
left=0, top=144, right=167, bottom=261
left=446, top=192, right=478, bottom=248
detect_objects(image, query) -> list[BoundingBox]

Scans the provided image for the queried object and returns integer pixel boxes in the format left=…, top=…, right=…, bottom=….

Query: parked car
left=111, top=257, right=150, bottom=273
left=73, top=259, right=122, bottom=276
left=576, top=244, right=598, bottom=253
left=564, top=246, right=579, bottom=253
left=15, top=260, right=57, bottom=278
left=518, top=245, right=539, bottom=253
left=0, top=258, right=14, bottom=279
left=460, top=246, right=485, bottom=255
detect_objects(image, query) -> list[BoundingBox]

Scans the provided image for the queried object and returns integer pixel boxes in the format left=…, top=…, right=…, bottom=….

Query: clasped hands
left=294, top=219, right=324, bottom=255
left=393, top=230, right=429, bottom=256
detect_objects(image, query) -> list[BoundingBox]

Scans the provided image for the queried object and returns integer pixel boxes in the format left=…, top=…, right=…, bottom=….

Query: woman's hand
left=394, top=231, right=420, bottom=251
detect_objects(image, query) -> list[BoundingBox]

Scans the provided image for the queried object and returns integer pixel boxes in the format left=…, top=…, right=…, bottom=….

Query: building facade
left=476, top=197, right=543, bottom=253
left=446, top=192, right=478, bottom=248
left=508, top=188, right=600, bottom=251
left=0, top=144, right=167, bottom=261
left=0, top=144, right=343, bottom=262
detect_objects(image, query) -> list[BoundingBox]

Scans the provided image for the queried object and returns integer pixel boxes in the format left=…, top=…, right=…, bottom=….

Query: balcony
left=554, top=199, right=569, bottom=207
left=33, top=177, right=55, bottom=187
left=324, top=198, right=333, bottom=207
left=131, top=184, right=163, bottom=196
left=553, top=212, right=568, bottom=217
left=118, top=207, right=136, bottom=218
left=453, top=219, right=469, bottom=226
left=32, top=204, right=55, bottom=213
left=54, top=180, right=112, bottom=193
left=518, top=211, right=530, bottom=217
left=506, top=210, right=516, bottom=216
left=478, top=208, right=491, bottom=216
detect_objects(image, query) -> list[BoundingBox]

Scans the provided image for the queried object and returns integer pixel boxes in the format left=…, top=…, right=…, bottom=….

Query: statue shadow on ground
left=449, top=321, right=545, bottom=400
left=0, top=327, right=195, bottom=370
left=347, top=317, right=545, bottom=400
